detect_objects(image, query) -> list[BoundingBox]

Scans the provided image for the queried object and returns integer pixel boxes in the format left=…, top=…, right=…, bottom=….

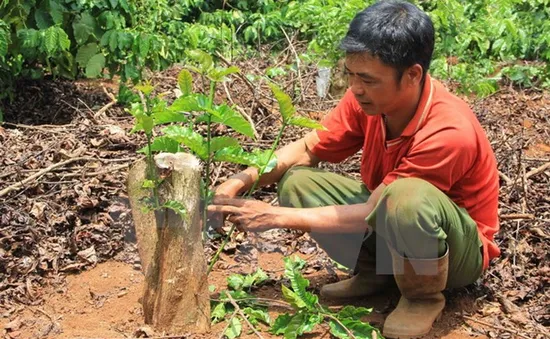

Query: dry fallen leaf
left=30, top=202, right=47, bottom=219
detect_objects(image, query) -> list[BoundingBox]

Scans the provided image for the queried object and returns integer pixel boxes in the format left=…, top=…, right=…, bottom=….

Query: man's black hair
left=340, top=0, right=435, bottom=82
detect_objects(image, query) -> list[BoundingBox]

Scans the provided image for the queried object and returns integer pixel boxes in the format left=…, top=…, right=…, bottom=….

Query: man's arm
left=210, top=182, right=387, bottom=234
left=279, top=182, right=386, bottom=233
left=215, top=133, right=321, bottom=197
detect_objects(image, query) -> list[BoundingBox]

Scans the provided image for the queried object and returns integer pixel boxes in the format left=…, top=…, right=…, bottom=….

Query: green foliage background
left=0, top=0, right=549, bottom=101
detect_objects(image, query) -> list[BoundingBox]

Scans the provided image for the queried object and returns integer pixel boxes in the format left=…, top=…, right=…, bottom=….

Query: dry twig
left=224, top=291, right=265, bottom=339
left=500, top=213, right=535, bottom=220
left=462, top=315, right=545, bottom=339
left=222, top=81, right=259, bottom=139
left=0, top=157, right=94, bottom=198
left=218, top=309, right=239, bottom=339
left=526, top=162, right=550, bottom=179
left=1, top=122, right=73, bottom=133
left=280, top=26, right=305, bottom=103
left=93, top=87, right=118, bottom=119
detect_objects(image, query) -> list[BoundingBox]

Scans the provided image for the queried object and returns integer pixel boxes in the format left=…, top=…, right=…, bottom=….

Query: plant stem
left=320, top=309, right=357, bottom=339
left=203, top=80, right=216, bottom=242
left=247, top=122, right=286, bottom=196
left=142, top=94, right=159, bottom=206
left=145, top=133, right=158, bottom=204
left=208, top=121, right=287, bottom=273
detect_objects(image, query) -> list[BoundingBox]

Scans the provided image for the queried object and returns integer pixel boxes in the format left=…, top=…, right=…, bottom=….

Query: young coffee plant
left=211, top=268, right=271, bottom=338
left=206, top=76, right=327, bottom=273
left=128, top=49, right=265, bottom=220
left=127, top=49, right=326, bottom=249
left=270, top=256, right=383, bottom=339
left=210, top=257, right=384, bottom=339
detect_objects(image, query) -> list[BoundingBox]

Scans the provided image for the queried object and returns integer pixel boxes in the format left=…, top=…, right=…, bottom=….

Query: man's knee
left=277, top=166, right=311, bottom=207
left=382, top=177, right=439, bottom=224
left=378, top=178, right=443, bottom=253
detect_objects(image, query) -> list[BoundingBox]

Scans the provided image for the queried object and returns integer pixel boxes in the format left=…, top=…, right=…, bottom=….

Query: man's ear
left=406, top=64, right=423, bottom=86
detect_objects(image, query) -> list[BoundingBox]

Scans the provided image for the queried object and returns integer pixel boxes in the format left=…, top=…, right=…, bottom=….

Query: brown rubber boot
left=382, top=246, right=449, bottom=339
left=320, top=256, right=393, bottom=299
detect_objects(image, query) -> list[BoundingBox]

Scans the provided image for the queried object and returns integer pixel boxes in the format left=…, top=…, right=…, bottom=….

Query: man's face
left=344, top=53, right=414, bottom=117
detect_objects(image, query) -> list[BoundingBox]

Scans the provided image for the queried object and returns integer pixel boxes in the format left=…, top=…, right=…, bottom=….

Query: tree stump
left=127, top=153, right=210, bottom=334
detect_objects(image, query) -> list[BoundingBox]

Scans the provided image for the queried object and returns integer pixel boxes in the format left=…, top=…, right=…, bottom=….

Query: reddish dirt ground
left=0, top=257, right=493, bottom=339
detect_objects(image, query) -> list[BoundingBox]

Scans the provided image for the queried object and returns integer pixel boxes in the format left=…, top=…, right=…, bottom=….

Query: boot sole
left=382, top=311, right=442, bottom=339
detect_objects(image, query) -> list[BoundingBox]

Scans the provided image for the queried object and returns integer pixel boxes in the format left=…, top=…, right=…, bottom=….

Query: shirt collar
left=400, top=74, right=434, bottom=137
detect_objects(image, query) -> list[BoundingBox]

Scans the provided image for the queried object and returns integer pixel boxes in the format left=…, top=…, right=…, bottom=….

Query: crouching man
left=209, top=1, right=500, bottom=337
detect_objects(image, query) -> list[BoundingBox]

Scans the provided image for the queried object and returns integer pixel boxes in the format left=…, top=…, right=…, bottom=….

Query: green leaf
left=73, top=12, right=96, bottom=45
left=329, top=318, right=381, bottom=339
left=227, top=274, right=245, bottom=291
left=213, top=147, right=256, bottom=167
left=0, top=30, right=8, bottom=58
left=284, top=255, right=306, bottom=272
left=119, top=0, right=129, bottom=11
left=210, top=136, right=240, bottom=153
left=224, top=317, right=242, bottom=339
left=73, top=23, right=91, bottom=45
left=117, top=31, right=133, bottom=50
left=139, top=34, right=151, bottom=59
left=142, top=179, right=156, bottom=189
left=75, top=43, right=98, bottom=67
left=49, top=0, right=64, bottom=24
left=242, top=268, right=268, bottom=289
left=57, top=28, right=70, bottom=50
left=337, top=306, right=373, bottom=320
left=109, top=30, right=118, bottom=52
left=186, top=49, right=213, bottom=74
left=329, top=319, right=348, bottom=339
left=153, top=110, right=188, bottom=125
left=177, top=69, right=193, bottom=97
left=17, top=29, right=40, bottom=49
left=210, top=104, right=255, bottom=138
left=243, top=307, right=271, bottom=326
left=85, top=53, right=105, bottom=78
left=283, top=256, right=317, bottom=310
left=43, top=27, right=59, bottom=55
left=124, top=62, right=140, bottom=80
left=226, top=290, right=255, bottom=303
left=269, top=83, right=296, bottom=122
left=284, top=311, right=306, bottom=339
left=169, top=94, right=210, bottom=112
left=138, top=136, right=180, bottom=155
left=302, top=314, right=323, bottom=333
left=213, top=147, right=277, bottom=170
left=141, top=115, right=154, bottom=135
left=208, top=66, right=240, bottom=82
left=35, top=8, right=53, bottom=30
left=281, top=284, right=308, bottom=310
left=134, top=83, right=154, bottom=96
left=109, top=0, right=119, bottom=8
left=288, top=116, right=327, bottom=130
left=100, top=30, right=113, bottom=47
left=211, top=302, right=226, bottom=324
left=162, top=125, right=208, bottom=160
left=163, top=200, right=187, bottom=218
left=270, top=313, right=293, bottom=335
left=252, top=149, right=277, bottom=174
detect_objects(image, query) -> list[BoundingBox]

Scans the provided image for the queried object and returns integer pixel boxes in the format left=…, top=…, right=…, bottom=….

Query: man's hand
left=207, top=198, right=283, bottom=233
left=206, top=178, right=245, bottom=230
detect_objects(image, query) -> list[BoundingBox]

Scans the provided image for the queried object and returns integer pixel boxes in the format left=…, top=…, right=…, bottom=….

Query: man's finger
left=212, top=197, right=249, bottom=207
left=206, top=204, right=240, bottom=215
